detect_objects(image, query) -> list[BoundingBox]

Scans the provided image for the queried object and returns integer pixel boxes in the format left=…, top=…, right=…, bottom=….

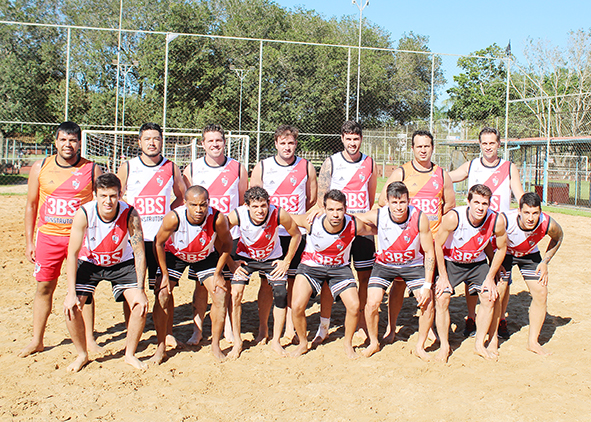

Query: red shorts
left=34, top=231, right=70, bottom=281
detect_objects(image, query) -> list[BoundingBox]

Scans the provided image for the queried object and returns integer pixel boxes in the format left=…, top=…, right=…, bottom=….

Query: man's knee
left=36, top=279, right=58, bottom=296
left=435, top=294, right=450, bottom=311
left=273, top=284, right=288, bottom=309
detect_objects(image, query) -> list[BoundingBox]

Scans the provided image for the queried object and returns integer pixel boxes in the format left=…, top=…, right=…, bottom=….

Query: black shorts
left=280, top=234, right=306, bottom=277
left=156, top=251, right=219, bottom=287
left=76, top=259, right=139, bottom=303
left=295, top=263, right=357, bottom=299
left=144, top=241, right=158, bottom=284
left=443, top=259, right=490, bottom=296
left=351, top=235, right=375, bottom=270
left=500, top=252, right=542, bottom=284
left=368, top=263, right=425, bottom=292
left=231, top=258, right=288, bottom=285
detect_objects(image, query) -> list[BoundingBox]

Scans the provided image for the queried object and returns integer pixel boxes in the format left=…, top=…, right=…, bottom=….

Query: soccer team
left=20, top=120, right=564, bottom=371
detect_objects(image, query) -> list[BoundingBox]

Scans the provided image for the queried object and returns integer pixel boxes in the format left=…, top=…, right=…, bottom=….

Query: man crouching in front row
left=63, top=173, right=149, bottom=372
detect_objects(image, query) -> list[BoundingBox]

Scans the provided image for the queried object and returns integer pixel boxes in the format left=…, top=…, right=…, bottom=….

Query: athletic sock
left=315, top=317, right=330, bottom=340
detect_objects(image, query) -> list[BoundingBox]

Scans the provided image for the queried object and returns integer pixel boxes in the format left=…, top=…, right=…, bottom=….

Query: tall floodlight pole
left=352, top=0, right=369, bottom=122
left=162, top=33, right=179, bottom=140
left=112, top=0, right=124, bottom=171
left=230, top=66, right=253, bottom=134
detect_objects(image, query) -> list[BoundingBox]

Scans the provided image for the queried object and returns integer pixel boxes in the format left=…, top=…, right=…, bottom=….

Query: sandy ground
left=1, top=193, right=590, bottom=421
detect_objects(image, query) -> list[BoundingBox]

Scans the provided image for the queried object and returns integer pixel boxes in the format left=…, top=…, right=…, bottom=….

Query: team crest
left=290, top=176, right=297, bottom=186
left=477, top=236, right=483, bottom=244
left=265, top=233, right=271, bottom=240
left=492, top=176, right=499, bottom=186
left=157, top=177, right=164, bottom=186
left=199, top=237, right=206, bottom=245
left=529, top=240, right=535, bottom=247
left=432, top=180, right=439, bottom=190
left=112, top=234, right=120, bottom=243
left=404, top=235, right=411, bottom=243
left=72, top=180, right=80, bottom=189
left=359, top=174, right=365, bottom=182
left=221, top=177, right=228, bottom=186
left=336, top=243, right=343, bottom=250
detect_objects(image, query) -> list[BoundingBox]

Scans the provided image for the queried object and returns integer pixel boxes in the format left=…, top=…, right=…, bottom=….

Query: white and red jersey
left=79, top=201, right=134, bottom=267
left=235, top=204, right=282, bottom=262
left=164, top=205, right=218, bottom=263
left=301, top=214, right=356, bottom=268
left=443, top=206, right=498, bottom=264
left=330, top=152, right=373, bottom=213
left=375, top=205, right=423, bottom=267
left=504, top=209, right=550, bottom=258
left=468, top=158, right=512, bottom=213
left=125, top=156, right=174, bottom=241
left=261, top=156, right=309, bottom=236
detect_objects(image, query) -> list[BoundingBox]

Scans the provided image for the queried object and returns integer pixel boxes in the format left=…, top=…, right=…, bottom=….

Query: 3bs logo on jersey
left=46, top=196, right=81, bottom=217
left=344, top=192, right=367, bottom=211
left=134, top=196, right=166, bottom=216
left=90, top=251, right=123, bottom=266
left=210, top=196, right=231, bottom=214
left=410, top=197, right=441, bottom=214
left=378, top=250, right=415, bottom=264
left=270, top=195, right=299, bottom=213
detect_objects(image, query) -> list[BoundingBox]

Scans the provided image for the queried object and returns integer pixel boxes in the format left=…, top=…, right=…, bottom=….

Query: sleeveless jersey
left=261, top=156, right=308, bottom=236
left=165, top=205, right=218, bottom=263
left=504, top=209, right=550, bottom=258
left=443, top=206, right=498, bottom=264
left=401, top=161, right=445, bottom=234
left=375, top=205, right=423, bottom=267
left=468, top=158, right=511, bottom=213
left=125, top=156, right=174, bottom=241
left=37, top=155, right=94, bottom=237
left=330, top=152, right=373, bottom=213
left=79, top=201, right=134, bottom=267
left=235, top=204, right=282, bottom=261
left=300, top=214, right=356, bottom=268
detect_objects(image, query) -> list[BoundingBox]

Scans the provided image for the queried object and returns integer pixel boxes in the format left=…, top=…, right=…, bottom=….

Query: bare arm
left=315, top=158, right=332, bottom=209
left=116, top=161, right=129, bottom=197
left=64, top=209, right=88, bottom=320
left=128, top=208, right=147, bottom=291
left=227, top=209, right=239, bottom=229
left=182, top=164, right=192, bottom=188
left=290, top=212, right=312, bottom=232
left=483, top=214, right=508, bottom=301
left=442, top=170, right=456, bottom=215
left=270, top=209, right=302, bottom=279
left=249, top=162, right=263, bottom=188
left=306, top=161, right=318, bottom=211
left=24, top=159, right=42, bottom=263
left=368, top=159, right=378, bottom=209
left=448, top=161, right=470, bottom=183
left=417, top=212, right=436, bottom=306
left=238, top=164, right=248, bottom=205
left=354, top=215, right=377, bottom=236
left=154, top=210, right=181, bottom=285
left=377, top=167, right=403, bottom=207
left=434, top=211, right=457, bottom=297
left=536, top=217, right=563, bottom=285
left=510, top=163, right=525, bottom=204
left=212, top=213, right=233, bottom=292
left=355, top=209, right=378, bottom=229
left=170, top=163, right=187, bottom=210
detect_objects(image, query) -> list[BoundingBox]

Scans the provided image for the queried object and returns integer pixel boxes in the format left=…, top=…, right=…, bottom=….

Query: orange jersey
left=37, top=155, right=95, bottom=237
left=400, top=161, right=445, bottom=235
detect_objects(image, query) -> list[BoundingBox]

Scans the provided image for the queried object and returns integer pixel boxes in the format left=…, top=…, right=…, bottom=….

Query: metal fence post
left=429, top=54, right=435, bottom=133
left=256, top=40, right=263, bottom=165
left=64, top=27, right=71, bottom=121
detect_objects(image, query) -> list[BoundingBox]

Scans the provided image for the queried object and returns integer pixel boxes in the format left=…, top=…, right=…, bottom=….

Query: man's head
left=467, top=184, right=492, bottom=222
left=323, top=189, right=347, bottom=229
left=202, top=124, right=226, bottom=160
left=386, top=181, right=410, bottom=221
left=340, top=121, right=363, bottom=158
left=274, top=124, right=299, bottom=162
left=519, top=192, right=542, bottom=230
left=55, top=121, right=82, bottom=161
left=478, top=127, right=501, bottom=161
left=184, top=185, right=210, bottom=225
left=138, top=123, right=163, bottom=158
left=244, top=186, right=270, bottom=225
left=94, top=173, right=122, bottom=217
left=411, top=130, right=434, bottom=164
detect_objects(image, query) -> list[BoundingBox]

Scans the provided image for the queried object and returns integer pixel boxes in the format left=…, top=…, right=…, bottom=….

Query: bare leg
left=149, top=278, right=171, bottom=365
left=291, top=275, right=313, bottom=357
left=123, top=300, right=131, bottom=327
left=434, top=293, right=451, bottom=362
left=355, top=269, right=370, bottom=341
left=271, top=305, right=288, bottom=357
left=474, top=290, right=496, bottom=361
left=487, top=283, right=507, bottom=357
left=223, top=278, right=234, bottom=343
left=255, top=278, right=273, bottom=345
left=227, top=284, right=245, bottom=359
left=123, top=289, right=147, bottom=370
left=312, top=283, right=333, bottom=346
left=65, top=296, right=89, bottom=372
left=188, top=283, right=208, bottom=345
left=83, top=301, right=104, bottom=353
left=414, top=291, right=434, bottom=362
left=338, top=288, right=360, bottom=359
left=283, top=277, right=297, bottom=343
left=383, top=280, right=405, bottom=344
left=525, top=278, right=551, bottom=356
left=202, top=277, right=227, bottom=361
left=465, top=284, right=478, bottom=319
left=20, top=279, right=57, bottom=357
left=165, top=294, right=184, bottom=348
left=362, top=287, right=384, bottom=357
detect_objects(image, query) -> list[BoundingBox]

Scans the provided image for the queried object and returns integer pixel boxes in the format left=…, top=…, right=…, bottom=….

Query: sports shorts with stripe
left=351, top=235, right=375, bottom=270
left=442, top=260, right=490, bottom=296
left=144, top=240, right=159, bottom=288
left=295, top=263, right=357, bottom=299
left=156, top=251, right=219, bottom=287
left=75, top=259, right=139, bottom=303
left=368, top=262, right=425, bottom=292
left=231, top=258, right=288, bottom=285
left=280, top=234, right=306, bottom=278
left=500, top=252, right=542, bottom=284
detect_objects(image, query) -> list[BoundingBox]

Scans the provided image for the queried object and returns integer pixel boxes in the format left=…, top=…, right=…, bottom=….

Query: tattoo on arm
left=425, top=256, right=435, bottom=272
left=542, top=223, right=563, bottom=264
left=129, top=212, right=146, bottom=288
left=316, top=159, right=332, bottom=206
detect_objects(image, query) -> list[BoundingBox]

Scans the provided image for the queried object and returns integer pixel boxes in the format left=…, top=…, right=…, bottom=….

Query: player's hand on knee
left=270, top=260, right=289, bottom=279
left=132, top=290, right=149, bottom=317
left=213, top=274, right=227, bottom=294
left=435, top=276, right=451, bottom=297
left=233, top=261, right=248, bottom=278
left=483, top=277, right=498, bottom=301
left=417, top=284, right=431, bottom=307
left=64, top=293, right=82, bottom=321
left=535, top=262, right=549, bottom=286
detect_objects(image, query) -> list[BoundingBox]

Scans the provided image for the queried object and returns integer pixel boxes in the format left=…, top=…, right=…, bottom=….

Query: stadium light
left=352, top=0, right=369, bottom=122
left=230, top=65, right=254, bottom=135
left=163, top=33, right=179, bottom=136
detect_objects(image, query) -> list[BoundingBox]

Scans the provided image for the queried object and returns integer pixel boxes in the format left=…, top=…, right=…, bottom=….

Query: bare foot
left=67, top=354, right=89, bottom=372
left=434, top=347, right=449, bottom=363
left=86, top=339, right=105, bottom=354
left=186, top=331, right=202, bottom=346
left=344, top=344, right=359, bottom=360
left=283, top=333, right=299, bottom=345
left=18, top=341, right=44, bottom=358
left=254, top=332, right=269, bottom=346
left=361, top=342, right=380, bottom=358
left=210, top=345, right=227, bottom=362
left=224, top=319, right=234, bottom=344
left=166, top=334, right=185, bottom=349
left=148, top=349, right=167, bottom=365
left=354, top=328, right=368, bottom=342
left=474, top=344, right=497, bottom=361
left=427, top=327, right=438, bottom=343
left=382, top=330, right=396, bottom=345
left=486, top=343, right=499, bottom=358
left=412, top=346, right=431, bottom=362
left=291, top=342, right=308, bottom=358
left=125, top=355, right=148, bottom=370
left=227, top=341, right=243, bottom=360
left=271, top=340, right=288, bottom=357
left=527, top=342, right=552, bottom=356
